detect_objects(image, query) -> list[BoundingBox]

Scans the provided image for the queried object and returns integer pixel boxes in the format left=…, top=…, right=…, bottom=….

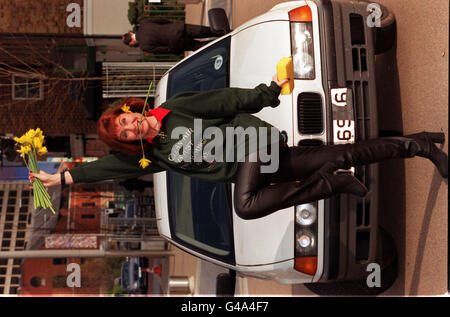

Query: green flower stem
left=25, top=145, right=55, bottom=214
left=139, top=82, right=153, bottom=161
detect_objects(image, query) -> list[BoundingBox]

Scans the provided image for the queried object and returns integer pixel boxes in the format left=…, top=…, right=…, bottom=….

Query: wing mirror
left=208, top=8, right=231, bottom=35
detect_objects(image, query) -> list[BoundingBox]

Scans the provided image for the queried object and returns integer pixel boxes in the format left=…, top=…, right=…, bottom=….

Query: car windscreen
left=167, top=36, right=230, bottom=96
left=121, top=263, right=130, bottom=288
left=165, top=36, right=234, bottom=265
left=167, top=172, right=234, bottom=264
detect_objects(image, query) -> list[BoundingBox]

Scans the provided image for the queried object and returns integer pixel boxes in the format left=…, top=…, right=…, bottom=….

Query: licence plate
left=333, top=119, right=355, bottom=144
left=330, top=87, right=355, bottom=145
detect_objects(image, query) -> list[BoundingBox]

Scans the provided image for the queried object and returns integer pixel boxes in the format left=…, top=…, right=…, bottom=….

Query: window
left=10, top=277, right=19, bottom=285
left=18, top=223, right=26, bottom=229
left=3, top=232, right=11, bottom=239
left=18, top=215, right=27, bottom=222
left=12, top=268, right=20, bottom=275
left=8, top=190, right=17, bottom=197
left=19, top=206, right=28, bottom=214
left=7, top=198, right=16, bottom=205
left=0, top=268, right=6, bottom=274
left=81, top=214, right=95, bottom=219
left=21, top=198, right=29, bottom=206
left=0, top=259, right=7, bottom=265
left=167, top=36, right=230, bottom=97
left=167, top=171, right=234, bottom=264
left=2, top=241, right=10, bottom=248
left=13, top=259, right=21, bottom=265
left=5, top=215, right=14, bottom=222
left=82, top=202, right=96, bottom=207
left=52, top=258, right=67, bottom=265
left=4, top=223, right=12, bottom=230
left=9, top=287, right=18, bottom=294
left=53, top=276, right=67, bottom=288
left=17, top=232, right=25, bottom=239
left=0, top=277, right=5, bottom=284
left=22, top=191, right=30, bottom=197
left=12, top=75, right=44, bottom=100
left=6, top=206, right=15, bottom=213
left=15, top=240, right=24, bottom=248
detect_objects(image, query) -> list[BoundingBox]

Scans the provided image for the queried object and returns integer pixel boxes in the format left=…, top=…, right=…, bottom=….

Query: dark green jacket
left=69, top=82, right=282, bottom=184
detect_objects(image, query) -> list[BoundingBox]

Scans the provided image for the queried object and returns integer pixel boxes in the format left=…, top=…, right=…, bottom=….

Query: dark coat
left=69, top=82, right=283, bottom=184
left=136, top=18, right=186, bottom=54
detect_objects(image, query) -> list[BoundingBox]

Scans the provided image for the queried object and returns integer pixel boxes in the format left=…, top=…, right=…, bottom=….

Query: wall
left=85, top=0, right=134, bottom=35
left=0, top=0, right=83, bottom=34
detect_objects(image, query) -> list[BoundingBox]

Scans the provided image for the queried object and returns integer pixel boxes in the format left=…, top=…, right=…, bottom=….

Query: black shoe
left=322, top=173, right=368, bottom=197
left=405, top=132, right=448, bottom=178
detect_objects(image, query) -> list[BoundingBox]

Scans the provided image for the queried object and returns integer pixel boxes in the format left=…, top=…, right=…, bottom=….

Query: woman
left=31, top=74, right=448, bottom=220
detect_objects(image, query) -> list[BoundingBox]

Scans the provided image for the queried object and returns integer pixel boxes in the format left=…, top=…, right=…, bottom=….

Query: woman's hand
left=272, top=74, right=290, bottom=87
left=29, top=170, right=60, bottom=188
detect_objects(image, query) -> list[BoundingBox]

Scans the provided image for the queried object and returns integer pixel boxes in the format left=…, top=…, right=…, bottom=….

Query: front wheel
left=373, top=3, right=397, bottom=54
left=304, top=227, right=398, bottom=296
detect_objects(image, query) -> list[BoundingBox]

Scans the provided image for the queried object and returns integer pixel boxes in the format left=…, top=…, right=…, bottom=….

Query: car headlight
left=294, top=201, right=318, bottom=276
left=295, top=203, right=317, bottom=226
left=296, top=230, right=315, bottom=252
left=289, top=6, right=315, bottom=79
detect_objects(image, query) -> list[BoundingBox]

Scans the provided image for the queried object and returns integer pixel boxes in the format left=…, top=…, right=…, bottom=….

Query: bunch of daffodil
left=121, top=82, right=153, bottom=169
left=14, top=128, right=55, bottom=214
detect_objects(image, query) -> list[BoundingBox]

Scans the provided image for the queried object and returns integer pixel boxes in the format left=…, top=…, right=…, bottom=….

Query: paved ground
left=173, top=0, right=448, bottom=297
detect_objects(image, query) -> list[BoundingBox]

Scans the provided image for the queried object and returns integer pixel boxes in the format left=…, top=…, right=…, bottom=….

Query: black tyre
left=216, top=270, right=236, bottom=297
left=372, top=2, right=397, bottom=54
left=358, top=0, right=396, bottom=54
left=304, top=227, right=398, bottom=296
left=375, top=5, right=397, bottom=54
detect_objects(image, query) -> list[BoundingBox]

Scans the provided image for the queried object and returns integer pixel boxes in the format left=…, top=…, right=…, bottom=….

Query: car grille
left=298, top=139, right=324, bottom=147
left=297, top=93, right=323, bottom=134
left=346, top=13, right=374, bottom=263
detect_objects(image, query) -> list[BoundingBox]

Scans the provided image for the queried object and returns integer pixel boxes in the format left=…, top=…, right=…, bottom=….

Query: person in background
left=122, top=18, right=219, bottom=54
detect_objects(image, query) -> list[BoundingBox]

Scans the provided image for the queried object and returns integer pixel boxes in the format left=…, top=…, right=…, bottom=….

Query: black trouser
left=184, top=24, right=218, bottom=51
left=233, top=136, right=421, bottom=220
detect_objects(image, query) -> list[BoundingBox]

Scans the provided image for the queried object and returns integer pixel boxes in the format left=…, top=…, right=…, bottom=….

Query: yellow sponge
left=276, top=57, right=294, bottom=95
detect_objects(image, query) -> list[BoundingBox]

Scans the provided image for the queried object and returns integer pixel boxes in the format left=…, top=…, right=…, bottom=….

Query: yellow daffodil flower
left=14, top=128, right=55, bottom=214
left=33, top=136, right=44, bottom=149
left=139, top=157, right=151, bottom=169
left=121, top=104, right=131, bottom=113
left=37, top=146, right=48, bottom=156
left=16, top=145, right=31, bottom=157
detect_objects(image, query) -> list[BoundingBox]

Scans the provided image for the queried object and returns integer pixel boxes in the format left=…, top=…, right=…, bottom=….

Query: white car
left=153, top=0, right=397, bottom=293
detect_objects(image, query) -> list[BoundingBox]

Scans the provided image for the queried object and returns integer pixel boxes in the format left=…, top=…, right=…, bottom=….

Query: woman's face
left=114, top=112, right=160, bottom=142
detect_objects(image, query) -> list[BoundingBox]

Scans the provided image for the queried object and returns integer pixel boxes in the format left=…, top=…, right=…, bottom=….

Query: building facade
left=0, top=182, right=33, bottom=294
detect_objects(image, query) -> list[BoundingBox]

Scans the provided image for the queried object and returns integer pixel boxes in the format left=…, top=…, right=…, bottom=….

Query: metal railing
left=102, top=62, right=176, bottom=98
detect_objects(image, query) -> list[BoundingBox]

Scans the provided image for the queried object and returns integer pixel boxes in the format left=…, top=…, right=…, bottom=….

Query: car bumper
left=316, top=0, right=382, bottom=282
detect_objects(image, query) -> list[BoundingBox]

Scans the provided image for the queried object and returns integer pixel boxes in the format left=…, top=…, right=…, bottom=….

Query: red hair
left=97, top=97, right=152, bottom=156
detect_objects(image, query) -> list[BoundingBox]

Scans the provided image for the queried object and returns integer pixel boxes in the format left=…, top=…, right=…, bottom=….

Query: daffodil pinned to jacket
left=14, top=128, right=54, bottom=213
